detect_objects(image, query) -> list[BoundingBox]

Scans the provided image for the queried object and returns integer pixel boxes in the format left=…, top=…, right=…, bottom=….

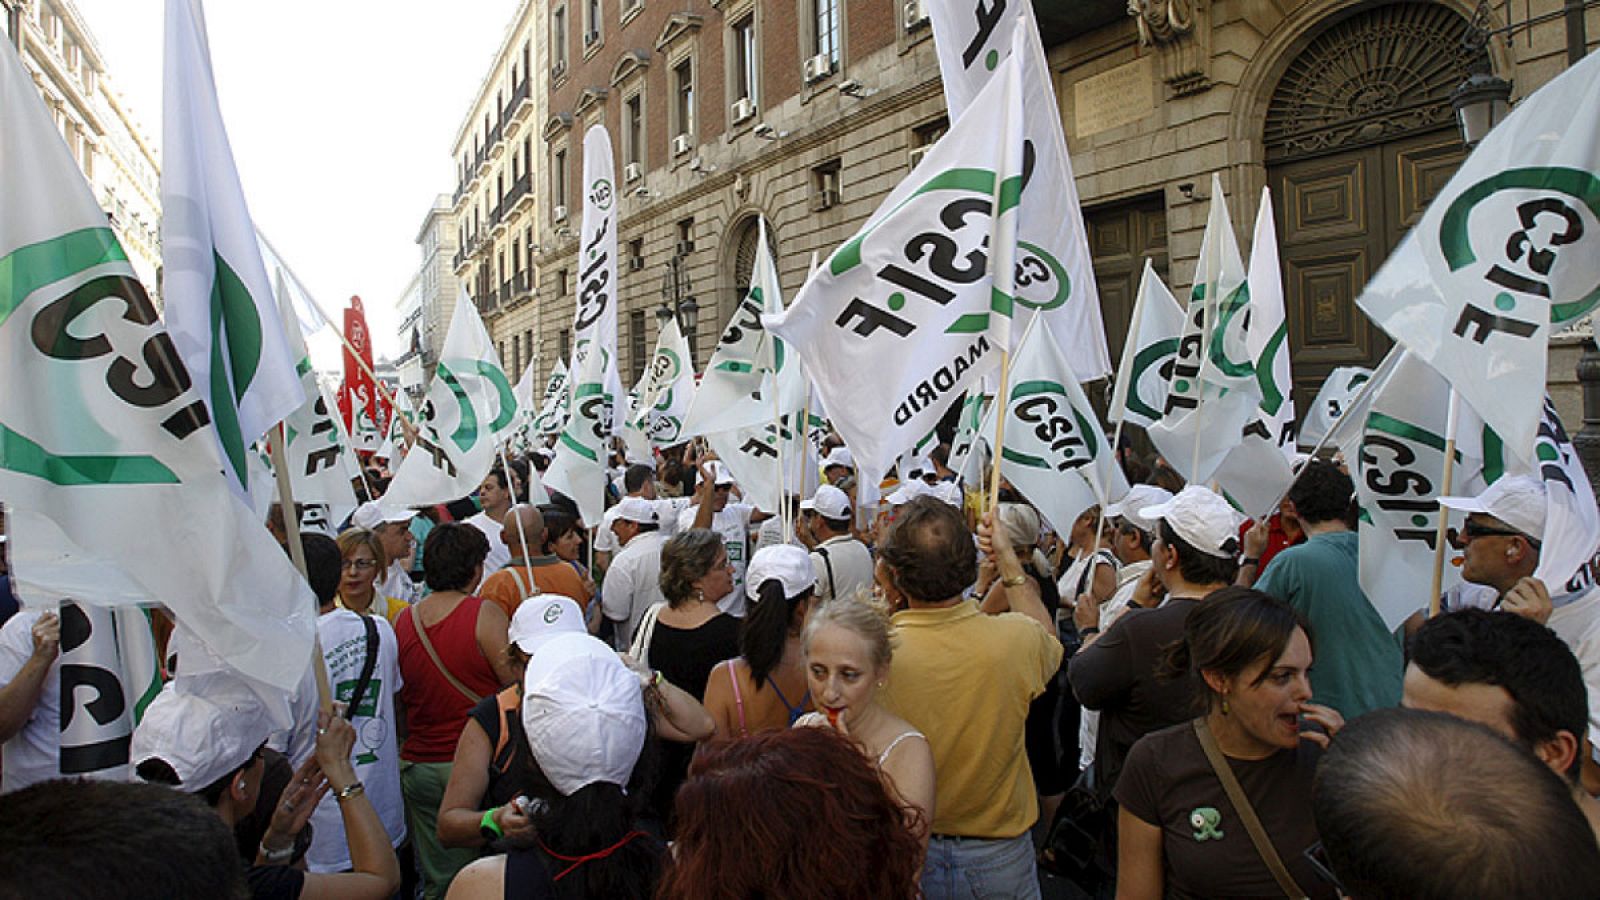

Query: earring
left=1220, top=695, right=1231, bottom=715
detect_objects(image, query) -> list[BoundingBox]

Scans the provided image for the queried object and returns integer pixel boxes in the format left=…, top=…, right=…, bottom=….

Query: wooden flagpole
left=269, top=422, right=333, bottom=714
left=1428, top=390, right=1462, bottom=618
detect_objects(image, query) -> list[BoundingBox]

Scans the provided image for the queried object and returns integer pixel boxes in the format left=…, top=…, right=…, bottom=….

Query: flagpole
left=269, top=422, right=333, bottom=715
left=1428, top=389, right=1462, bottom=619
left=498, top=444, right=536, bottom=585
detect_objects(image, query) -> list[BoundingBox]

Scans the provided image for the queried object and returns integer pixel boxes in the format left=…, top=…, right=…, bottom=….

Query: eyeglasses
left=342, top=559, right=378, bottom=571
left=1448, top=520, right=1540, bottom=550
left=1302, top=841, right=1344, bottom=893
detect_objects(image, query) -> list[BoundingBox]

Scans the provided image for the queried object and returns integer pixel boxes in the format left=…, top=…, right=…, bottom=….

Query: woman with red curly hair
left=657, top=727, right=924, bottom=899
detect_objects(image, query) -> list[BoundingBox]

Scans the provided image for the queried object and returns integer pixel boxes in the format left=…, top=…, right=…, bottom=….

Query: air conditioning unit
left=908, top=145, right=932, bottom=170
left=628, top=256, right=646, bottom=272
left=671, top=133, right=692, bottom=156
left=813, top=188, right=840, bottom=211
left=903, top=0, right=928, bottom=30
left=731, top=96, right=756, bottom=124
left=623, top=162, right=643, bottom=182
left=676, top=240, right=695, bottom=256
left=802, top=53, right=833, bottom=84
left=583, top=29, right=600, bottom=47
left=553, top=204, right=568, bottom=223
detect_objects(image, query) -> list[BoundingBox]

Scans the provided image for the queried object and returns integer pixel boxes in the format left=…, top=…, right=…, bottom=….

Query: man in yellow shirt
left=878, top=496, right=1062, bottom=898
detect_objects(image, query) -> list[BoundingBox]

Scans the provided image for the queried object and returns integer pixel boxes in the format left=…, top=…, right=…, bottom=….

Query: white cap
left=351, top=501, right=414, bottom=531
left=710, top=461, right=737, bottom=486
left=1438, top=474, right=1547, bottom=542
left=1106, top=485, right=1174, bottom=535
left=997, top=502, right=1041, bottom=547
left=132, top=673, right=274, bottom=792
left=522, top=634, right=647, bottom=796
left=1139, top=485, right=1242, bottom=558
left=822, top=447, right=854, bottom=471
left=612, top=496, right=659, bottom=525
left=508, top=594, right=588, bottom=657
left=929, top=480, right=965, bottom=509
left=746, top=544, right=817, bottom=602
left=887, top=479, right=929, bottom=506
left=800, top=484, right=852, bottom=520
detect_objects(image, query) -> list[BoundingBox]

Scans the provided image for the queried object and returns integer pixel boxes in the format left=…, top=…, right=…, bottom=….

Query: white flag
left=384, top=291, right=519, bottom=508
left=1299, top=366, right=1373, bottom=449
left=272, top=272, right=359, bottom=509
left=375, top=387, right=416, bottom=466
left=765, top=36, right=1026, bottom=477
left=161, top=0, right=304, bottom=496
left=992, top=317, right=1128, bottom=535
left=1147, top=174, right=1260, bottom=484
left=926, top=0, right=1111, bottom=381
left=54, top=603, right=160, bottom=780
left=682, top=218, right=801, bottom=437
left=542, top=337, right=612, bottom=524
left=1108, top=259, right=1186, bottom=429
left=1355, top=49, right=1600, bottom=456
left=257, top=232, right=331, bottom=337
left=532, top=358, right=571, bottom=435
left=1509, top=399, right=1600, bottom=590
left=631, top=317, right=696, bottom=448
left=574, top=124, right=623, bottom=435
left=0, top=34, right=315, bottom=689
left=1212, top=189, right=1297, bottom=518
left=946, top=390, right=990, bottom=486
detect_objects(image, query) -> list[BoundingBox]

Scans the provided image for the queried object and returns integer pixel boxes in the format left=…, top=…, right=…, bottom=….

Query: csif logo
left=589, top=177, right=614, bottom=212
left=1002, top=380, right=1097, bottom=472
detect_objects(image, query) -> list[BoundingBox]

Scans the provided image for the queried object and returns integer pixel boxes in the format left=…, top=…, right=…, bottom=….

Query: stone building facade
left=447, top=0, right=1598, bottom=421
left=6, top=0, right=163, bottom=297
left=406, top=193, right=461, bottom=387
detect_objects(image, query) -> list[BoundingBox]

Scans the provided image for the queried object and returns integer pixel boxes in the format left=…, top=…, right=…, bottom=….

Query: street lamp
left=1451, top=3, right=1513, bottom=148
left=660, top=252, right=698, bottom=364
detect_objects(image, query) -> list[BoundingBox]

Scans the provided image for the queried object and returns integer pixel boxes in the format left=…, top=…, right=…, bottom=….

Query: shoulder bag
left=409, top=604, right=483, bottom=704
left=1193, top=717, right=1309, bottom=900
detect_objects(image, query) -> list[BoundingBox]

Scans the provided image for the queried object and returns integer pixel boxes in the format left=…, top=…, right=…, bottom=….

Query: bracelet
left=259, top=841, right=295, bottom=864
left=1001, top=573, right=1027, bottom=588
left=480, top=807, right=504, bottom=841
left=653, top=670, right=665, bottom=689
left=333, top=781, right=365, bottom=803
left=1240, top=557, right=1260, bottom=567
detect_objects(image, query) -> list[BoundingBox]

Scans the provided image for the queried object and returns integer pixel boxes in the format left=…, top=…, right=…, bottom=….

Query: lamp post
left=1451, top=4, right=1513, bottom=148
left=659, top=251, right=698, bottom=367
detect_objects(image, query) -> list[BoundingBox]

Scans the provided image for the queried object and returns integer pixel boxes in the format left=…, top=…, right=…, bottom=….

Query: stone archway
left=1260, top=2, right=1490, bottom=410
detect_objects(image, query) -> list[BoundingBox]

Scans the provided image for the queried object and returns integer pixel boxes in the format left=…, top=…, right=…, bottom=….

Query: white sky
left=74, top=0, right=522, bottom=367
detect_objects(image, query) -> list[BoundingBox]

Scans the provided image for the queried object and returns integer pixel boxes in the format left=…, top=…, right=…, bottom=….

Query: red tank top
left=396, top=596, right=502, bottom=762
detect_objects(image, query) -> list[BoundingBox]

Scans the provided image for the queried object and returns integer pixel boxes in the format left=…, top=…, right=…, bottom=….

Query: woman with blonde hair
left=798, top=589, right=935, bottom=846
left=336, top=528, right=410, bottom=624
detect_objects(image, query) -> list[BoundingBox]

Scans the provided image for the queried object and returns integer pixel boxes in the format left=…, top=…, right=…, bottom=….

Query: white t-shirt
left=307, top=610, right=407, bottom=871
left=1549, top=585, right=1600, bottom=751
left=678, top=502, right=756, bottom=617
left=466, top=510, right=511, bottom=577
left=0, top=609, right=59, bottom=794
left=755, top=517, right=794, bottom=552
left=595, top=497, right=690, bottom=553
left=379, top=562, right=419, bottom=606
left=810, top=535, right=875, bottom=603
left=601, top=531, right=669, bottom=649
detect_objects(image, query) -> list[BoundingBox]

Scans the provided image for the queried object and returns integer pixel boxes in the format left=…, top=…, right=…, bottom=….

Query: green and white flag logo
left=1109, top=259, right=1185, bottom=429
left=532, top=358, right=571, bottom=435
left=0, top=30, right=315, bottom=692
left=631, top=317, right=696, bottom=447
left=1357, top=49, right=1600, bottom=456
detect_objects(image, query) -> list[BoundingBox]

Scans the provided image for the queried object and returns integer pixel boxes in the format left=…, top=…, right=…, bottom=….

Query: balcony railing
left=506, top=172, right=532, bottom=215
left=505, top=78, right=532, bottom=127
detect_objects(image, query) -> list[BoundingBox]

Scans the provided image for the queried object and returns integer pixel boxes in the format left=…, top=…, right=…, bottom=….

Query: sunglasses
left=1447, top=520, right=1540, bottom=550
left=1302, top=841, right=1344, bottom=893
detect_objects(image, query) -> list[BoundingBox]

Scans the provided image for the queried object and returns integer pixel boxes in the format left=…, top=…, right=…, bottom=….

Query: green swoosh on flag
left=208, top=254, right=265, bottom=487
left=470, top=362, right=518, bottom=433
left=1256, top=323, right=1289, bottom=415
left=436, top=364, right=479, bottom=452
left=830, top=167, right=1027, bottom=276
left=0, top=228, right=128, bottom=328
left=0, top=423, right=178, bottom=485
left=1128, top=337, right=1180, bottom=422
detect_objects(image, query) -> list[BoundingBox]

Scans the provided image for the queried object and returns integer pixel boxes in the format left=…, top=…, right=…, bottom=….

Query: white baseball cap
left=612, top=496, right=659, bottom=525
left=929, top=480, right=965, bottom=509
left=800, top=484, right=852, bottom=520
left=1438, top=474, right=1547, bottom=542
left=521, top=634, right=647, bottom=796
left=822, top=447, right=854, bottom=471
left=887, top=479, right=929, bottom=506
left=508, top=594, right=588, bottom=657
left=132, top=672, right=274, bottom=792
left=711, top=462, right=737, bottom=486
left=1106, top=485, right=1175, bottom=535
left=351, top=501, right=414, bottom=531
left=1139, top=485, right=1242, bottom=559
left=746, top=544, right=817, bottom=602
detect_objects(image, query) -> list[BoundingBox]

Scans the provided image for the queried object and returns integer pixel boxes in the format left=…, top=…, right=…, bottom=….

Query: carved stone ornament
left=1127, top=0, right=1210, bottom=96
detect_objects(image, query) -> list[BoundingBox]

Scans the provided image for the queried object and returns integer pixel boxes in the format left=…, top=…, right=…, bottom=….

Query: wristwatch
left=1001, top=573, right=1027, bottom=587
left=259, top=841, right=295, bottom=864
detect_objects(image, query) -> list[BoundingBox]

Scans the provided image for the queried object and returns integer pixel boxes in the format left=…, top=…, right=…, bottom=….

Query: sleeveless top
left=396, top=596, right=502, bottom=762
left=794, top=712, right=927, bottom=767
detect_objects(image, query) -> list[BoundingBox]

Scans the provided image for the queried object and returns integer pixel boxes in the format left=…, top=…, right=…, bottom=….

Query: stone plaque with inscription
left=1074, top=57, right=1156, bottom=137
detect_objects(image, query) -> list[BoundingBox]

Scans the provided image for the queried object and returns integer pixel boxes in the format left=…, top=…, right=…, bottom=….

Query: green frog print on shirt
left=1190, top=806, right=1224, bottom=841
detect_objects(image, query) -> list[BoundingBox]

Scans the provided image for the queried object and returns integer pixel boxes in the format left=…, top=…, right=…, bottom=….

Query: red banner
left=337, top=295, right=389, bottom=440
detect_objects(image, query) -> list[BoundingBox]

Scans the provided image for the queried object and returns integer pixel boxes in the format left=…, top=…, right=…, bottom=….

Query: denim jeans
left=921, top=832, right=1042, bottom=899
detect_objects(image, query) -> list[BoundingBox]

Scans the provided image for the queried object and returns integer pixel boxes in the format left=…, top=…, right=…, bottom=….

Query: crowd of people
left=4, top=434, right=1600, bottom=900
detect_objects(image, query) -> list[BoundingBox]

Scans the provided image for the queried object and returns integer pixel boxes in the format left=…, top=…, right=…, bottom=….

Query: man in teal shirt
left=1251, top=460, right=1403, bottom=718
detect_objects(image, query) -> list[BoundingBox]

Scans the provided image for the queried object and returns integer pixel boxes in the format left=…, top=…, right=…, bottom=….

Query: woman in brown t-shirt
left=1114, top=587, right=1345, bottom=900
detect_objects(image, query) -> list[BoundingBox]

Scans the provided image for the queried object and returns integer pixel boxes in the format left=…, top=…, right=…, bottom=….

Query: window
left=630, top=310, right=648, bottom=384
left=672, top=59, right=694, bottom=143
left=524, top=330, right=534, bottom=372
left=559, top=328, right=572, bottom=362
left=812, top=159, right=841, bottom=211
left=552, top=148, right=568, bottom=212
left=910, top=116, right=947, bottom=170
left=584, top=0, right=602, bottom=47
left=624, top=94, right=644, bottom=169
left=557, top=268, right=569, bottom=298
left=551, top=5, right=569, bottom=74
left=628, top=238, right=644, bottom=270
left=731, top=15, right=756, bottom=104
left=676, top=218, right=695, bottom=255
left=813, top=0, right=839, bottom=65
